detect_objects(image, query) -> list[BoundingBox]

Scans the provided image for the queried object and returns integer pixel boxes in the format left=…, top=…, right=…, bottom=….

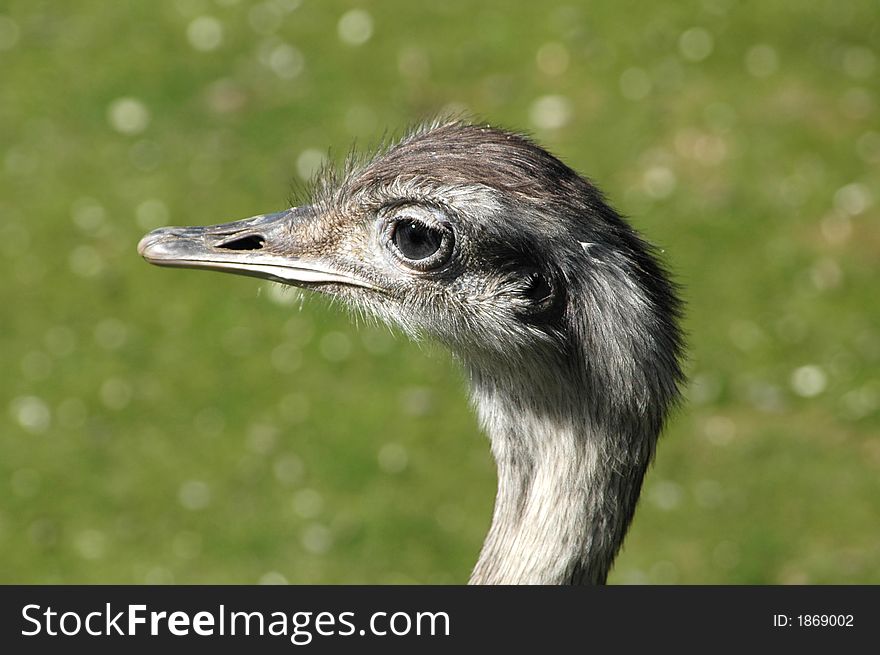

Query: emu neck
left=467, top=365, right=647, bottom=585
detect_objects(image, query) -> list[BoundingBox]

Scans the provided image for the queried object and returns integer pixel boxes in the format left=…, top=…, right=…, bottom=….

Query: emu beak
left=137, top=206, right=374, bottom=290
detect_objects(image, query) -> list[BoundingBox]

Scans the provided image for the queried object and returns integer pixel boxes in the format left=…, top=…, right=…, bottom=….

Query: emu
left=138, top=121, right=684, bottom=584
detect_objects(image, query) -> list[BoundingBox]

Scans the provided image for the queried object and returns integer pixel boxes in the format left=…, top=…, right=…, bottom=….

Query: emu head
left=139, top=122, right=683, bottom=430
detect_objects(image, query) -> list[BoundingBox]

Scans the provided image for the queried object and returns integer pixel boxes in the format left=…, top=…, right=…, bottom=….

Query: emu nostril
left=216, top=235, right=265, bottom=250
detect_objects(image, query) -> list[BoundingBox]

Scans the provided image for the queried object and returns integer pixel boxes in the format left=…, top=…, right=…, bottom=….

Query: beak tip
left=136, top=235, right=151, bottom=259
left=137, top=228, right=173, bottom=262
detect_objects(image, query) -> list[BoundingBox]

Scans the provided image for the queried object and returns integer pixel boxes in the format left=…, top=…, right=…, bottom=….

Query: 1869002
left=798, top=615, right=853, bottom=627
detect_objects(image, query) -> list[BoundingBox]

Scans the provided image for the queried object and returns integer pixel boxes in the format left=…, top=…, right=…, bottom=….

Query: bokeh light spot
left=529, top=95, right=572, bottom=130
left=536, top=42, right=570, bottom=75
left=319, top=331, right=352, bottom=362
left=293, top=489, right=324, bottom=518
left=619, top=68, right=652, bottom=100
left=10, top=396, right=51, bottom=434
left=178, top=480, right=212, bottom=510
left=790, top=365, right=827, bottom=398
left=338, top=9, right=373, bottom=46
left=107, top=98, right=150, bottom=135
left=745, top=44, right=779, bottom=77
left=679, top=27, right=714, bottom=62
left=296, top=148, right=327, bottom=181
left=378, top=443, right=409, bottom=474
left=187, top=16, right=224, bottom=51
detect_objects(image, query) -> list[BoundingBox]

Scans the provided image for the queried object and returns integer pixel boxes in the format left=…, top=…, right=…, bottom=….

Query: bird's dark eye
left=385, top=216, right=453, bottom=271
left=393, top=220, right=442, bottom=260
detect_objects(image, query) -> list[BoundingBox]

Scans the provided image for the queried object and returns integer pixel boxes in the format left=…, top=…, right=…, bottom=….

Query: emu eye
left=393, top=220, right=443, bottom=260
left=384, top=214, right=454, bottom=271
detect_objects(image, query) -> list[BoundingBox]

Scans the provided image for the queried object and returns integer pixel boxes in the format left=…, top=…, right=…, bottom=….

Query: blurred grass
left=1, top=0, right=878, bottom=583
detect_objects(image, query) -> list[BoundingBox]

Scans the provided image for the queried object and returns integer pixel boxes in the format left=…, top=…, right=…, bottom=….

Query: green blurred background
left=2, top=0, right=878, bottom=584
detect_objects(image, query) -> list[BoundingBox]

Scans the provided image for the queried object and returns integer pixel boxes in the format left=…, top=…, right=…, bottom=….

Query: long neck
left=467, top=365, right=654, bottom=585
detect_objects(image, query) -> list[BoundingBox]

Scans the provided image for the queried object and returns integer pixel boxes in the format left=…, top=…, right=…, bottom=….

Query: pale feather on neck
left=466, top=370, right=636, bottom=585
